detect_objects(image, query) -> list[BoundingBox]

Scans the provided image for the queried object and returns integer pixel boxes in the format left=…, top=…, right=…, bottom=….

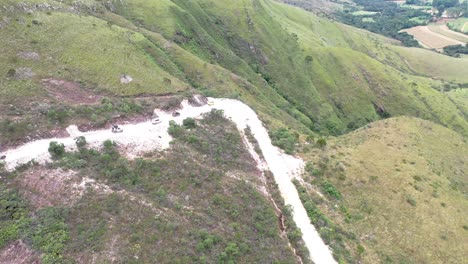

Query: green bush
left=321, top=181, right=341, bottom=199
left=183, top=118, right=197, bottom=129
left=406, top=195, right=417, bottom=206
left=47, top=109, right=70, bottom=124
left=48, top=141, right=65, bottom=159
left=316, top=138, right=327, bottom=148
left=0, top=187, right=27, bottom=247
left=74, top=136, right=87, bottom=148
left=270, top=128, right=298, bottom=154
left=26, top=207, right=70, bottom=264
left=168, top=121, right=185, bottom=138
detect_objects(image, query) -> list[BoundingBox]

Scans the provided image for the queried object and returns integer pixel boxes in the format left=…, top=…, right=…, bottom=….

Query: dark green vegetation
left=433, top=0, right=468, bottom=16
left=1, top=112, right=299, bottom=263
left=0, top=184, right=71, bottom=263
left=338, top=0, right=429, bottom=46
left=270, top=128, right=299, bottom=154
left=443, top=44, right=468, bottom=57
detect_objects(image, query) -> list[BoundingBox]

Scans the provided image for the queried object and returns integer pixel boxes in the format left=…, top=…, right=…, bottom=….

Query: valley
left=0, top=0, right=467, bottom=263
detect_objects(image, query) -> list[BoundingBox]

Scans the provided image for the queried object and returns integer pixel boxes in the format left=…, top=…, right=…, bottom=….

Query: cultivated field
left=428, top=24, right=468, bottom=43
left=402, top=25, right=465, bottom=49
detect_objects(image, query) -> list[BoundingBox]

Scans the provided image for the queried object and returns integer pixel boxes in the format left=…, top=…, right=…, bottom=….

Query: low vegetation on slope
left=1, top=112, right=302, bottom=263
left=300, top=117, right=468, bottom=263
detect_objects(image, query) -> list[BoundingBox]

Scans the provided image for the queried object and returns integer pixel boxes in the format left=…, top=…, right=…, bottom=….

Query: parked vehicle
left=152, top=118, right=161, bottom=124
left=111, top=124, right=123, bottom=133
left=172, top=111, right=180, bottom=117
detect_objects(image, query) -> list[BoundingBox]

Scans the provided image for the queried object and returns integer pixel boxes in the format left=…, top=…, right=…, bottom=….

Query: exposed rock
left=0, top=17, right=10, bottom=29
left=188, top=94, right=208, bottom=106
left=17, top=51, right=40, bottom=61
left=11, top=67, right=35, bottom=80
left=120, top=74, right=133, bottom=84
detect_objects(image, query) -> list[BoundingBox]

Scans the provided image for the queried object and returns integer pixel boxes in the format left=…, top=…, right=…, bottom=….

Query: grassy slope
left=0, top=10, right=188, bottom=96
left=392, top=46, right=468, bottom=83
left=0, top=1, right=467, bottom=263
left=301, top=117, right=467, bottom=263
left=103, top=0, right=468, bottom=135
left=1, top=0, right=467, bottom=137
left=448, top=17, right=468, bottom=33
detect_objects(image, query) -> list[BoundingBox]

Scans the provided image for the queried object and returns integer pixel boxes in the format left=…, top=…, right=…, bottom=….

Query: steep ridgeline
left=0, top=0, right=467, bottom=139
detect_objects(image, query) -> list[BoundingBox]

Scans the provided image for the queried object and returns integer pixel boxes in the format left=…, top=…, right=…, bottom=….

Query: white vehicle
left=207, top=100, right=214, bottom=106
left=111, top=124, right=123, bottom=133
left=151, top=118, right=161, bottom=125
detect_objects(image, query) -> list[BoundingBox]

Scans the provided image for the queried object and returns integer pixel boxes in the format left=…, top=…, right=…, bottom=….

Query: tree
left=316, top=138, right=327, bottom=148
left=74, top=136, right=87, bottom=148
left=182, top=118, right=196, bottom=129
left=48, top=141, right=65, bottom=159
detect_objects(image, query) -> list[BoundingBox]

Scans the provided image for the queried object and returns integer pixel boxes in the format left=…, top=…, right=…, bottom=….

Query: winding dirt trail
left=2, top=97, right=336, bottom=264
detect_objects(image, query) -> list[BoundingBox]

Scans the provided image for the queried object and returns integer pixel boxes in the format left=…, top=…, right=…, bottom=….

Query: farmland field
left=400, top=3, right=432, bottom=9
left=402, top=25, right=465, bottom=49
left=428, top=24, right=468, bottom=43
left=448, top=18, right=468, bottom=34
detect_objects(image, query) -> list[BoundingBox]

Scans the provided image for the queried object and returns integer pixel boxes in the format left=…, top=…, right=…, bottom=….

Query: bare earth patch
left=0, top=240, right=40, bottom=264
left=16, top=168, right=83, bottom=209
left=42, top=78, right=101, bottom=105
left=402, top=26, right=464, bottom=49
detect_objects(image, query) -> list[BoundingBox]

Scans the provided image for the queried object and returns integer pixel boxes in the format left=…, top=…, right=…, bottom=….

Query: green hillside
left=0, top=0, right=467, bottom=263
left=1, top=0, right=467, bottom=141
left=300, top=117, right=468, bottom=263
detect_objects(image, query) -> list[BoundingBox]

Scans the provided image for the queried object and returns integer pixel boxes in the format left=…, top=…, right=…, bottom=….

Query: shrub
left=26, top=207, right=70, bottom=264
left=183, top=118, right=196, bottom=129
left=47, top=109, right=70, bottom=124
left=270, top=128, right=298, bottom=154
left=168, top=121, right=185, bottom=138
left=406, top=195, right=417, bottom=206
left=48, top=141, right=65, bottom=159
left=75, top=136, right=87, bottom=148
left=305, top=162, right=314, bottom=176
left=321, top=181, right=341, bottom=199
left=316, top=138, right=327, bottom=148
left=6, top=69, right=16, bottom=77
left=0, top=187, right=27, bottom=248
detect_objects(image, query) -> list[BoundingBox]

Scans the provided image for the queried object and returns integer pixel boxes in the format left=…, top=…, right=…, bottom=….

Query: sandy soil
left=402, top=26, right=464, bottom=49
left=42, top=78, right=102, bottom=105
left=1, top=96, right=336, bottom=264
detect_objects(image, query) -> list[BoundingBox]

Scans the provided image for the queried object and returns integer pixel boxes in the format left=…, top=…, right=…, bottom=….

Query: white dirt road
left=2, top=97, right=336, bottom=264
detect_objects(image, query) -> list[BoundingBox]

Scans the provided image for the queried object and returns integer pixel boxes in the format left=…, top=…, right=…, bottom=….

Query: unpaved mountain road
left=2, top=97, right=337, bottom=264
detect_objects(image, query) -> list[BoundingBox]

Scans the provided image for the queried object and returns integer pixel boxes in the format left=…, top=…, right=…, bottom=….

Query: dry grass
left=301, top=117, right=468, bottom=263
left=428, top=24, right=468, bottom=43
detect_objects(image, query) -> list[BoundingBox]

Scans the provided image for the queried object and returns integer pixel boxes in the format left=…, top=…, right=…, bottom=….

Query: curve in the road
left=2, top=97, right=337, bottom=264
